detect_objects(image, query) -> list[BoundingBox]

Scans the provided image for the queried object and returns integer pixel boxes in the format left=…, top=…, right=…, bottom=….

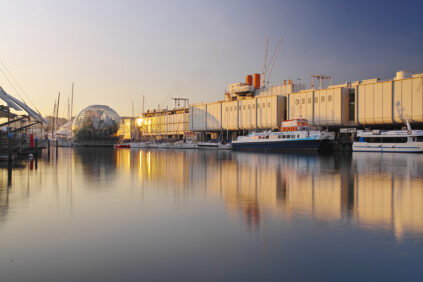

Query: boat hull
left=232, top=139, right=327, bottom=152
left=353, top=143, right=423, bottom=153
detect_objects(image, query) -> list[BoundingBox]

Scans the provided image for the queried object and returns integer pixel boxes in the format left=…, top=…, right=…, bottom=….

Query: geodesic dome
left=72, top=105, right=121, bottom=137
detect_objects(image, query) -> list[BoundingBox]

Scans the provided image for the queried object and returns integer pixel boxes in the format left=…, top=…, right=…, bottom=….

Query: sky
left=0, top=0, right=422, bottom=117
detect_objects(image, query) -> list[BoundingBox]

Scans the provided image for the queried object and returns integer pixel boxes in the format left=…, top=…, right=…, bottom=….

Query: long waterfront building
left=140, top=70, right=423, bottom=140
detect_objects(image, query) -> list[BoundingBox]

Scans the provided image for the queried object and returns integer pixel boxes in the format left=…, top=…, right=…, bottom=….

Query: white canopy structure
left=0, top=86, right=47, bottom=124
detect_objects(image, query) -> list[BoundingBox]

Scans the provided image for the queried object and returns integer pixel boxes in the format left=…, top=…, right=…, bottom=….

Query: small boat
left=169, top=141, right=198, bottom=149
left=232, top=119, right=334, bottom=152
left=116, top=143, right=130, bottom=148
left=353, top=121, right=423, bottom=153
left=198, top=139, right=219, bottom=149
left=218, top=140, right=232, bottom=150
left=149, top=142, right=169, bottom=149
left=129, top=142, right=151, bottom=148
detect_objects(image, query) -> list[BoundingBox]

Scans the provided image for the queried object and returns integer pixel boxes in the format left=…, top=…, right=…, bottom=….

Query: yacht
left=232, top=119, right=335, bottom=151
left=353, top=123, right=423, bottom=153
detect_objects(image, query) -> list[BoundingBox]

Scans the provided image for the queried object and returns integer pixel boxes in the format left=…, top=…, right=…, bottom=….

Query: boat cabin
left=280, top=119, right=309, bottom=132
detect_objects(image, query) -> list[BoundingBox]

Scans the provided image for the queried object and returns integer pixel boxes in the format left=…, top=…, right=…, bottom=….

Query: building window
left=262, top=103, right=265, bottom=108
left=248, top=105, right=251, bottom=109
left=349, top=89, right=355, bottom=121
left=253, top=104, right=256, bottom=109
left=308, top=97, right=312, bottom=104
left=295, top=99, right=299, bottom=105
left=302, top=98, right=305, bottom=104
left=314, top=97, right=318, bottom=103
left=328, top=95, right=332, bottom=102
left=321, top=96, right=325, bottom=103
left=267, top=102, right=271, bottom=107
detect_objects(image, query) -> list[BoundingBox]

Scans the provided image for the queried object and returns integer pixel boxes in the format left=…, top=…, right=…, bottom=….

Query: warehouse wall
left=288, top=86, right=350, bottom=127
left=356, top=74, right=423, bottom=125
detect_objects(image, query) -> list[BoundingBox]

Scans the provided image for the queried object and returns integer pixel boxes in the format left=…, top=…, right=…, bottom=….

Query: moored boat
left=232, top=119, right=334, bottom=152
left=197, top=140, right=219, bottom=149
left=353, top=125, right=423, bottom=153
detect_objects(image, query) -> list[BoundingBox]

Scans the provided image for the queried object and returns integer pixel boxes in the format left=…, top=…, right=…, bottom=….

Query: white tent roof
left=0, top=87, right=47, bottom=124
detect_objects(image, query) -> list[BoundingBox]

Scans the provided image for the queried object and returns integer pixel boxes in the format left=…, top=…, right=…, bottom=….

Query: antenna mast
left=262, top=36, right=269, bottom=88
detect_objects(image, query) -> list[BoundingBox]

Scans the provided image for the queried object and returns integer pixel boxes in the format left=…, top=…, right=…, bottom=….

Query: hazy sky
left=1, top=0, right=422, bottom=117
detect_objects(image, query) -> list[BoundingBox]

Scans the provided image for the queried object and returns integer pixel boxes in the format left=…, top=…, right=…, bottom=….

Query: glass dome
left=72, top=105, right=121, bottom=138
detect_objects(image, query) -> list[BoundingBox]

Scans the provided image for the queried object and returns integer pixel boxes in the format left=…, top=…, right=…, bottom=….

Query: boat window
left=388, top=137, right=407, bottom=143
left=297, top=135, right=299, bottom=138
left=301, top=98, right=305, bottom=104
left=308, top=97, right=312, bottom=104
left=266, top=136, right=269, bottom=139
left=278, top=135, right=282, bottom=139
left=290, top=135, right=295, bottom=139
left=321, top=96, right=325, bottom=103
left=417, top=136, right=423, bottom=142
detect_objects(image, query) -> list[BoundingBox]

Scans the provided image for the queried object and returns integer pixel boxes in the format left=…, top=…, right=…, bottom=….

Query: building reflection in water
left=1, top=148, right=422, bottom=241
left=131, top=150, right=423, bottom=239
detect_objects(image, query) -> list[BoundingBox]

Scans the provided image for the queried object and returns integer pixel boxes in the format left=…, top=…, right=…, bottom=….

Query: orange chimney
left=253, top=73, right=261, bottom=89
left=246, top=75, right=253, bottom=86
left=284, top=80, right=286, bottom=86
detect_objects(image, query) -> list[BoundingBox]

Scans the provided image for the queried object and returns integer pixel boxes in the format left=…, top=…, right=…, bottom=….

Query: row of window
left=355, top=136, right=423, bottom=143
left=226, top=102, right=271, bottom=111
left=258, top=135, right=299, bottom=140
left=278, top=135, right=299, bottom=139
left=295, top=95, right=333, bottom=105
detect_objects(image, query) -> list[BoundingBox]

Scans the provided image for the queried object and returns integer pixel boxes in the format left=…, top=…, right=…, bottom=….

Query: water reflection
left=1, top=149, right=422, bottom=241
left=71, top=148, right=423, bottom=240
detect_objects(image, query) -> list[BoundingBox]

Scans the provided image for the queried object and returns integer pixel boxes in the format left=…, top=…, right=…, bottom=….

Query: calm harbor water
left=1, top=148, right=422, bottom=281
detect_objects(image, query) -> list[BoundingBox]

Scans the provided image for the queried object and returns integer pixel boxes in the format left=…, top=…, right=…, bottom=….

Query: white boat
left=353, top=125, right=423, bottom=153
left=218, top=142, right=232, bottom=150
left=170, top=141, right=198, bottom=149
left=197, top=141, right=219, bottom=149
left=129, top=141, right=151, bottom=148
left=149, top=142, right=169, bottom=149
left=232, top=119, right=335, bottom=151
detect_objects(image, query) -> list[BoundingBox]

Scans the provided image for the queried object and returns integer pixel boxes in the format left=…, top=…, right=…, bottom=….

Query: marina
left=1, top=1, right=423, bottom=281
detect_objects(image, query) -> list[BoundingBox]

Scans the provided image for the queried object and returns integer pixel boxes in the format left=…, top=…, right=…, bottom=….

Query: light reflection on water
left=0, top=148, right=422, bottom=281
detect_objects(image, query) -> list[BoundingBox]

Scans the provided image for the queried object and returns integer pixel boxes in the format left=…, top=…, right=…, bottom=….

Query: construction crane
left=262, top=37, right=283, bottom=88
left=171, top=98, right=189, bottom=109
left=311, top=74, right=332, bottom=89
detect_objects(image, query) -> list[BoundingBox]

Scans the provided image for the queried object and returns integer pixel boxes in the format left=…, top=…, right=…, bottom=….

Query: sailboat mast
left=56, top=92, right=60, bottom=138
left=71, top=82, right=74, bottom=119
left=52, top=100, right=57, bottom=138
